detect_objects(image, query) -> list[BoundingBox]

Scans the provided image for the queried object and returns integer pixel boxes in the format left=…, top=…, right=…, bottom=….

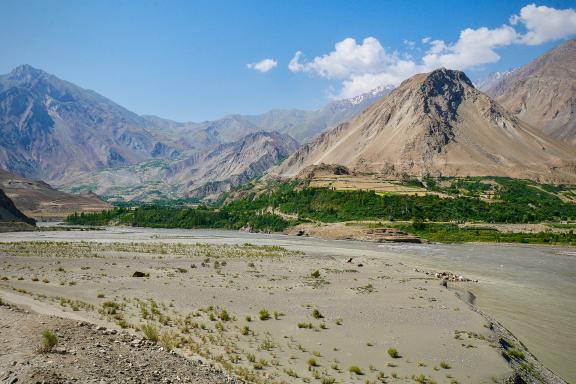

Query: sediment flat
left=1, top=227, right=570, bottom=383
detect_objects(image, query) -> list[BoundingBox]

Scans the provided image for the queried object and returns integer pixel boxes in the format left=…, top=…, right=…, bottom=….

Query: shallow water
left=376, top=242, right=576, bottom=383
left=9, top=226, right=576, bottom=382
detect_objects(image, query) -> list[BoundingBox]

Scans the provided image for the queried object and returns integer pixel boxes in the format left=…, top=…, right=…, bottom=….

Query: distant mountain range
left=272, top=68, right=576, bottom=183
left=0, top=64, right=390, bottom=201
left=63, top=131, right=299, bottom=201
left=0, top=39, right=575, bottom=205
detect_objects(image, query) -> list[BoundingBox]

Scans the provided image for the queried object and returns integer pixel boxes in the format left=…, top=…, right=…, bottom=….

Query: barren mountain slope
left=0, top=65, right=179, bottom=183
left=484, top=39, right=576, bottom=144
left=63, top=131, right=300, bottom=201
left=273, top=68, right=576, bottom=183
left=0, top=168, right=110, bottom=220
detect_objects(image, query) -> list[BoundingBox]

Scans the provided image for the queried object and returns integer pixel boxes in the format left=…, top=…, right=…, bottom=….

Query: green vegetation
left=66, top=177, right=576, bottom=244
left=387, top=348, right=400, bottom=358
left=40, top=329, right=58, bottom=353
left=348, top=365, right=364, bottom=375
left=394, top=222, right=576, bottom=245
left=141, top=323, right=159, bottom=342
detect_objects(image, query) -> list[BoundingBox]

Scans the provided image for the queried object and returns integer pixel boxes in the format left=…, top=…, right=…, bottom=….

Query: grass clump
left=259, top=309, right=270, bottom=321
left=348, top=365, right=363, bottom=375
left=307, top=357, right=318, bottom=367
left=387, top=348, right=400, bottom=358
left=141, top=323, right=159, bottom=342
left=440, top=361, right=451, bottom=369
left=312, top=309, right=324, bottom=319
left=39, top=329, right=58, bottom=353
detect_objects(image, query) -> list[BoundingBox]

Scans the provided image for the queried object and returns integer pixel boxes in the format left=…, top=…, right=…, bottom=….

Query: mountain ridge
left=272, top=68, right=576, bottom=183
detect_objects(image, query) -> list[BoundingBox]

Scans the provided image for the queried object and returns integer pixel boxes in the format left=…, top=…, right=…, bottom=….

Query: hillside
left=62, top=131, right=300, bottom=201
left=272, top=68, right=576, bottom=183
left=484, top=39, right=576, bottom=144
left=0, top=168, right=110, bottom=221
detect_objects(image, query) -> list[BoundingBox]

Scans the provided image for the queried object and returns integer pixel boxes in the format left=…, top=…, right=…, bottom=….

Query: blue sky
left=1, top=0, right=575, bottom=121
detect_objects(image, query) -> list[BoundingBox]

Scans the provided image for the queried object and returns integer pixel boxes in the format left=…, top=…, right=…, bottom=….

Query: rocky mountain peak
left=6, top=64, right=47, bottom=83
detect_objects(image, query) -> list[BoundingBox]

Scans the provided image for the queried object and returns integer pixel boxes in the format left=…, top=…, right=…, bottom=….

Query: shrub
left=141, top=323, right=159, bottom=342
left=40, top=329, right=58, bottom=353
left=440, top=361, right=451, bottom=369
left=259, top=309, right=270, bottom=320
left=219, top=310, right=231, bottom=321
left=311, top=270, right=321, bottom=278
left=348, top=365, right=363, bottom=375
left=312, top=309, right=323, bottom=319
left=387, top=348, right=400, bottom=358
left=307, top=357, right=318, bottom=367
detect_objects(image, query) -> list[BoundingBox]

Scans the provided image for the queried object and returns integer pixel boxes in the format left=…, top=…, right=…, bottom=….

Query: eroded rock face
left=272, top=68, right=576, bottom=183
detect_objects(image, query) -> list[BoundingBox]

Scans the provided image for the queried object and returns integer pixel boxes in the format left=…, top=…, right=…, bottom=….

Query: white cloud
left=511, top=4, right=576, bottom=45
left=422, top=25, right=518, bottom=70
left=247, top=58, right=278, bottom=72
left=289, top=3, right=576, bottom=99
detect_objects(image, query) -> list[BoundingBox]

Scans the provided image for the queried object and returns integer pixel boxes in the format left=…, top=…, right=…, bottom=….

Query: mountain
left=0, top=65, right=179, bottom=183
left=62, top=131, right=300, bottom=201
left=0, top=188, right=35, bottom=226
left=143, top=85, right=393, bottom=144
left=475, top=70, right=513, bottom=92
left=272, top=68, right=576, bottom=183
left=0, top=168, right=110, bottom=221
left=483, top=39, right=576, bottom=144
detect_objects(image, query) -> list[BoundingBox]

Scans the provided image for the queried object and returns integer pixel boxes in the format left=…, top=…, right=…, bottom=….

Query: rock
left=131, top=271, right=149, bottom=278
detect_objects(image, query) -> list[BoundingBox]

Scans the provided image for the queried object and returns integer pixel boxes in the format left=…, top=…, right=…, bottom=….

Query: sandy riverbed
left=0, top=227, right=570, bottom=383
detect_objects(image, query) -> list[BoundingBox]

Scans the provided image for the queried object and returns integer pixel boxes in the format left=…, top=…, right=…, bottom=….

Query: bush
left=348, top=365, right=363, bottom=375
left=40, top=329, right=58, bottom=353
left=141, top=323, right=159, bottom=342
left=259, top=309, right=270, bottom=321
left=387, top=348, right=400, bottom=358
left=312, top=309, right=324, bottom=319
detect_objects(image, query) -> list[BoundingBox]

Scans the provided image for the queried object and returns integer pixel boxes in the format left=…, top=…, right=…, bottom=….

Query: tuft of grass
left=259, top=309, right=270, bottom=321
left=39, top=329, right=58, bottom=353
left=311, top=270, right=321, bottom=278
left=387, top=348, right=400, bottom=358
left=312, top=309, right=324, bottom=319
left=349, top=365, right=363, bottom=375
left=141, top=323, right=159, bottom=342
left=440, top=361, right=451, bottom=369
left=219, top=310, right=231, bottom=321
left=307, top=357, right=318, bottom=367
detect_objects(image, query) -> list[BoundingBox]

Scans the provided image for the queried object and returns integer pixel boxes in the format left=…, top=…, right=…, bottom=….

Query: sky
left=0, top=0, right=575, bottom=121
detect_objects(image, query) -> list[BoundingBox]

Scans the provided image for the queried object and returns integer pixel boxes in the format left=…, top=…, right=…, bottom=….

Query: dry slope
left=273, top=68, right=576, bottom=183
left=484, top=39, right=576, bottom=144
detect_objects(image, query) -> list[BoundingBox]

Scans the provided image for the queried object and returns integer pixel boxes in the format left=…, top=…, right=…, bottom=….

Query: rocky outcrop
left=0, top=188, right=35, bottom=227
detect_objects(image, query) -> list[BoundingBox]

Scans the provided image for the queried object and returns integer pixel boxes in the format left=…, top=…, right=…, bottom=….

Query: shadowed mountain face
left=0, top=168, right=110, bottom=221
left=0, top=188, right=35, bottom=226
left=483, top=39, right=576, bottom=144
left=62, top=131, right=300, bottom=201
left=272, top=68, right=576, bottom=183
left=0, top=65, right=179, bottom=183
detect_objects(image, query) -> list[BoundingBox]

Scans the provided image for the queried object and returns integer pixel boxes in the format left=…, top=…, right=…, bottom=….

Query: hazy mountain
left=143, top=85, right=394, bottom=144
left=0, top=65, right=180, bottom=183
left=62, top=131, right=300, bottom=201
left=272, top=68, right=576, bottom=183
left=475, top=70, right=514, bottom=92
left=0, top=168, right=110, bottom=221
left=484, top=39, right=576, bottom=144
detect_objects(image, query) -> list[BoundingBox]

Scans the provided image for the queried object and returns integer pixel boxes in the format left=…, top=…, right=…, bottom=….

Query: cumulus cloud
left=247, top=58, right=278, bottom=72
left=289, top=3, right=576, bottom=98
left=511, top=4, right=576, bottom=45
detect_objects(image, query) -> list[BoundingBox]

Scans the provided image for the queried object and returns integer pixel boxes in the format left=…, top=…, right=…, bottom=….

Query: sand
left=0, top=227, right=519, bottom=384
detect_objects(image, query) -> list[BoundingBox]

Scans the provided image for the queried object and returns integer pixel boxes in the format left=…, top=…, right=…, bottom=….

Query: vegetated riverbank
left=64, top=176, right=576, bottom=246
